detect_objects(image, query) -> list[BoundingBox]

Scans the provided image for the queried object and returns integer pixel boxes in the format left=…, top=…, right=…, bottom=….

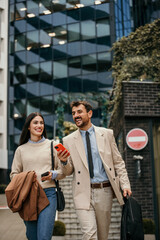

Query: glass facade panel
left=82, top=54, right=97, bottom=74
left=53, top=25, right=67, bottom=45
left=68, top=76, right=82, bottom=92
left=27, top=0, right=39, bottom=17
left=40, top=96, right=53, bottom=114
left=97, top=19, right=110, bottom=37
left=40, top=61, right=52, bottom=81
left=9, top=35, right=14, bottom=54
left=68, top=23, right=80, bottom=42
left=40, top=29, right=51, bottom=47
left=97, top=52, right=111, bottom=72
left=27, top=30, right=39, bottom=49
left=53, top=60, right=67, bottom=79
left=68, top=57, right=81, bottom=76
left=15, top=33, right=26, bottom=51
left=14, top=65, right=26, bottom=84
left=81, top=20, right=96, bottom=40
left=14, top=99, right=26, bottom=118
left=9, top=4, right=15, bottom=22
left=27, top=63, right=39, bottom=82
left=15, top=3, right=26, bottom=20
left=27, top=98, right=40, bottom=114
left=15, top=20, right=26, bottom=34
left=52, top=0, right=66, bottom=12
left=14, top=84, right=26, bottom=99
left=66, top=0, right=80, bottom=10
left=39, top=0, right=52, bottom=15
left=39, top=14, right=52, bottom=29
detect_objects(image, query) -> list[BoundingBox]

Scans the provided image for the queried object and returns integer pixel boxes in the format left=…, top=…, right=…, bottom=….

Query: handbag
left=51, top=141, right=65, bottom=211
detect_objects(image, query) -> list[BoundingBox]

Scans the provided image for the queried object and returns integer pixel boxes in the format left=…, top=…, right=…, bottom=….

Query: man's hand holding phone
left=54, top=143, right=70, bottom=163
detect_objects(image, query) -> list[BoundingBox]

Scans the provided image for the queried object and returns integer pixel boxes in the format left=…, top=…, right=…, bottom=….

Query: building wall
left=0, top=0, right=8, bottom=182
left=109, top=81, right=160, bottom=235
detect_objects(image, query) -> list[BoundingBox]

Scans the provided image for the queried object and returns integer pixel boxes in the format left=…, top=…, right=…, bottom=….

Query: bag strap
left=51, top=141, right=60, bottom=190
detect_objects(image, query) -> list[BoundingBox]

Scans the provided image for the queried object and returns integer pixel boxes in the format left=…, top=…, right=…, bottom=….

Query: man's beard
left=74, top=117, right=89, bottom=128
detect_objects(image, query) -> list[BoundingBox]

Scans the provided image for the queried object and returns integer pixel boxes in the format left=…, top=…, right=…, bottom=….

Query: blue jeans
left=24, top=187, right=57, bottom=240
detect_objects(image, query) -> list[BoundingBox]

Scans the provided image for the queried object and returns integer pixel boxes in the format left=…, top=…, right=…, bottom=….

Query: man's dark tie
left=86, top=131, right=94, bottom=178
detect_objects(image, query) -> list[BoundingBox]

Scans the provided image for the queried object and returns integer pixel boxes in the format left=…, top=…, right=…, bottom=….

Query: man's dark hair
left=70, top=101, right=92, bottom=112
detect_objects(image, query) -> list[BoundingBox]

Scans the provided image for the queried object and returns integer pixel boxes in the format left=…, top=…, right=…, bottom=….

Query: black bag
left=51, top=141, right=65, bottom=212
left=121, top=196, right=144, bottom=240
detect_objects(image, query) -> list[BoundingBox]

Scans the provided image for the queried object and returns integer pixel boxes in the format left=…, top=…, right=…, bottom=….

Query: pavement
left=0, top=194, right=27, bottom=240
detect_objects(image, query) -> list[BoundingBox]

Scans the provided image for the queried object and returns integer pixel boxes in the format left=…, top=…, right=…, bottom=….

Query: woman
left=10, top=112, right=70, bottom=240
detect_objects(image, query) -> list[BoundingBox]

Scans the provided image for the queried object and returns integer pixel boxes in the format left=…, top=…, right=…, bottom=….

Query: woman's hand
left=41, top=171, right=52, bottom=182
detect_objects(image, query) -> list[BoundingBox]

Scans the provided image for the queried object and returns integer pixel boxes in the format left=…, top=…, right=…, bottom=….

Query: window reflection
left=9, top=4, right=14, bottom=22
left=27, top=63, right=39, bottom=82
left=14, top=65, right=26, bottom=84
left=97, top=52, right=111, bottom=72
left=67, top=8, right=80, bottom=23
left=40, top=15, right=52, bottom=29
left=68, top=23, right=80, bottom=42
left=15, top=3, right=26, bottom=20
left=27, top=17, right=39, bottom=31
left=52, top=0, right=66, bottom=12
left=81, top=20, right=96, bottom=40
left=15, top=20, right=26, bottom=34
left=81, top=0, right=94, bottom=6
left=97, top=18, right=110, bottom=37
left=53, top=60, right=67, bottom=79
left=53, top=25, right=67, bottom=45
left=14, top=99, right=26, bottom=118
left=81, top=6, right=95, bottom=20
left=27, top=0, right=39, bottom=17
left=82, top=73, right=97, bottom=92
left=27, top=49, right=39, bottom=64
left=68, top=57, right=81, bottom=76
left=14, top=84, right=26, bottom=99
left=27, top=82, right=39, bottom=98
left=39, top=0, right=52, bottom=15
left=15, top=51, right=26, bottom=66
left=15, top=34, right=26, bottom=51
left=40, top=29, right=51, bottom=47
left=27, top=98, right=40, bottom=114
left=40, top=61, right=52, bottom=81
left=66, top=0, right=80, bottom=10
left=40, top=96, right=53, bottom=114
left=68, top=76, right=82, bottom=92
left=27, top=30, right=39, bottom=49
left=82, top=54, right=97, bottom=74
left=9, top=35, right=14, bottom=54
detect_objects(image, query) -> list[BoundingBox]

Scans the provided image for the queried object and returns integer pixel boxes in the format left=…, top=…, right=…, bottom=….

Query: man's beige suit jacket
left=63, top=125, right=131, bottom=210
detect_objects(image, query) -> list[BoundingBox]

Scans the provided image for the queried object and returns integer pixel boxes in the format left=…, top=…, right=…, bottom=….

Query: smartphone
left=54, top=143, right=70, bottom=156
left=41, top=171, right=50, bottom=177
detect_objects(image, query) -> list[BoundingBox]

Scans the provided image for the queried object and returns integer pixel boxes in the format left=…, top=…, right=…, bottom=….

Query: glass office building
left=8, top=0, right=117, bottom=167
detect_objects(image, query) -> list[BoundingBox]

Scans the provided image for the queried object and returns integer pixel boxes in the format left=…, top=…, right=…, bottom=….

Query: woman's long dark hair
left=19, top=112, right=47, bottom=146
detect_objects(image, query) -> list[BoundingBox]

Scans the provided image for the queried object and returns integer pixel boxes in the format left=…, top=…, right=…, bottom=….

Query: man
left=58, top=101, right=132, bottom=240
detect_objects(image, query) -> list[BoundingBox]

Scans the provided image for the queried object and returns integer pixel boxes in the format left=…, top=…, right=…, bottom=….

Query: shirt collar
left=28, top=136, right=46, bottom=144
left=80, top=124, right=94, bottom=136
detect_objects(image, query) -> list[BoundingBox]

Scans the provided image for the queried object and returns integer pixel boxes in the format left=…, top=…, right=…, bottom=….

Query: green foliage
left=53, top=220, right=66, bottom=236
left=143, top=218, right=155, bottom=234
left=110, top=18, right=160, bottom=119
left=0, top=184, right=7, bottom=194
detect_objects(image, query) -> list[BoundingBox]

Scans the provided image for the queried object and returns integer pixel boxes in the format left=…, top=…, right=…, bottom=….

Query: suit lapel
left=74, top=130, right=89, bottom=170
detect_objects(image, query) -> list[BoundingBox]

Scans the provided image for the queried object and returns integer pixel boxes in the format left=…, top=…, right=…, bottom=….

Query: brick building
left=109, top=81, right=160, bottom=238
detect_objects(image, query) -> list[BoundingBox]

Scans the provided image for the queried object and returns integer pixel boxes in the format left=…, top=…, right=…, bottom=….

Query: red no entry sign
left=126, top=128, right=148, bottom=151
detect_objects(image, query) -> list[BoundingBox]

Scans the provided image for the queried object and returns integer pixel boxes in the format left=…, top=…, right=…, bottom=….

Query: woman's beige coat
left=62, top=125, right=131, bottom=210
